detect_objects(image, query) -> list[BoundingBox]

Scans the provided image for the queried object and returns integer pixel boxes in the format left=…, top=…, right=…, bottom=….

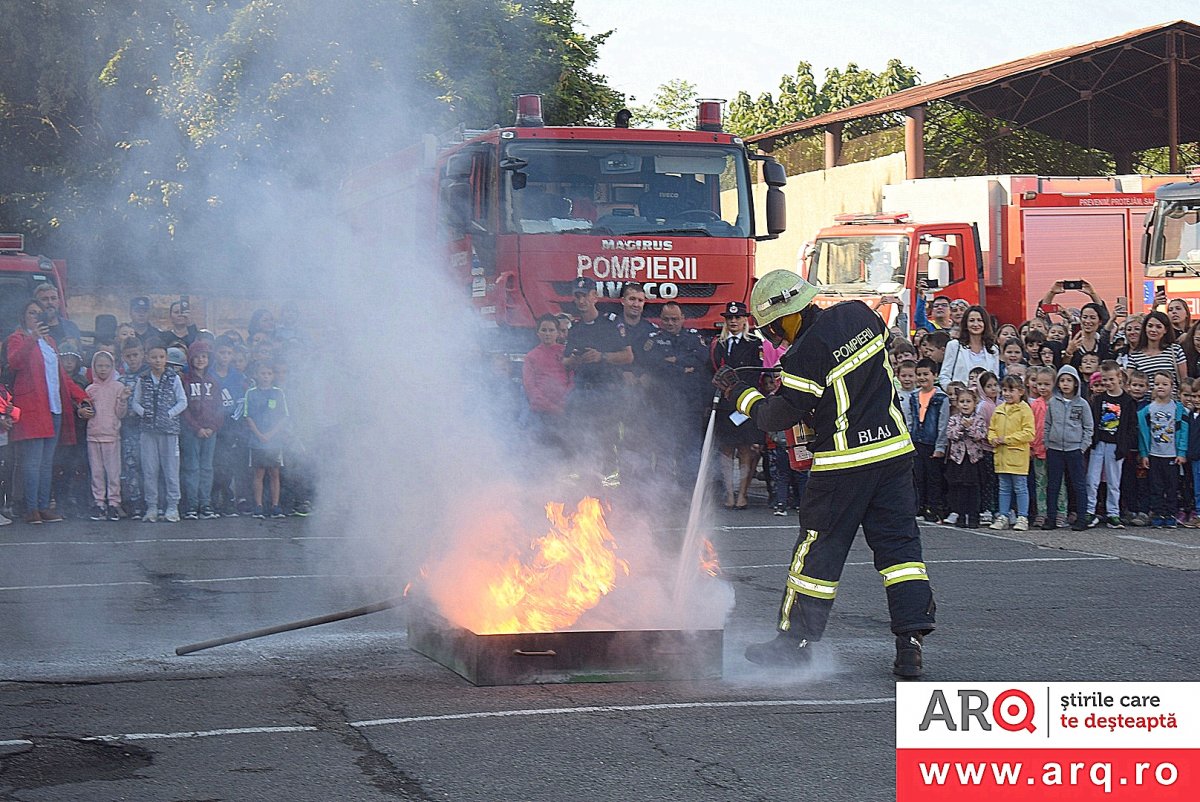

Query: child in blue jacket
left=1138, top=371, right=1189, bottom=529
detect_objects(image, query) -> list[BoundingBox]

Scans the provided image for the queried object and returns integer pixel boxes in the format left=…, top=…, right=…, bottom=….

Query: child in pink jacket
left=85, top=350, right=131, bottom=520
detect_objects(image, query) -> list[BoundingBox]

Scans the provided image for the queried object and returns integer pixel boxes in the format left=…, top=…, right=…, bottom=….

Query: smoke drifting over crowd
left=35, top=2, right=736, bottom=638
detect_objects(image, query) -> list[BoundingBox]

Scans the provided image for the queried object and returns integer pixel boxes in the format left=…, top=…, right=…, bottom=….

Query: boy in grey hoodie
left=1043, top=364, right=1094, bottom=531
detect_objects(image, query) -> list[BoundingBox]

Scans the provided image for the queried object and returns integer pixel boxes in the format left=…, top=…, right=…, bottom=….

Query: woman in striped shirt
left=1120, top=311, right=1187, bottom=397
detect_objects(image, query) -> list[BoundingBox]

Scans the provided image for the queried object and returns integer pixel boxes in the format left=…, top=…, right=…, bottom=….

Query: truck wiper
left=619, top=227, right=712, bottom=237
left=1154, top=259, right=1200, bottom=277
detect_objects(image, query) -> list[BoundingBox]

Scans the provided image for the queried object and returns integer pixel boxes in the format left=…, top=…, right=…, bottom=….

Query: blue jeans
left=180, top=428, right=216, bottom=511
left=18, top=413, right=60, bottom=512
left=1046, top=448, right=1086, bottom=524
left=997, top=472, right=1029, bottom=518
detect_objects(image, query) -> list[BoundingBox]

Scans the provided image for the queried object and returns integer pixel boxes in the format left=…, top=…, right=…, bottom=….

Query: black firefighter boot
left=744, top=633, right=814, bottom=667
left=893, top=632, right=924, bottom=679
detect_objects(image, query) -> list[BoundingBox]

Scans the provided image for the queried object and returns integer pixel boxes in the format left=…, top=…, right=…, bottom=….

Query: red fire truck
left=1142, top=166, right=1200, bottom=312
left=341, top=96, right=786, bottom=347
left=0, top=233, right=69, bottom=336
left=801, top=174, right=1186, bottom=329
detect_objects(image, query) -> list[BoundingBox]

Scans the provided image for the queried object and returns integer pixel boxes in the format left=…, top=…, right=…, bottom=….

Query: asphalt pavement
left=1, top=500, right=1197, bottom=801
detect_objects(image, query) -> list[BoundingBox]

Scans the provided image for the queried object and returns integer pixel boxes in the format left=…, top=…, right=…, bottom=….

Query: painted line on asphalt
left=74, top=697, right=892, bottom=744
left=0, top=574, right=379, bottom=592
left=726, top=555, right=1119, bottom=570
left=0, top=739, right=34, bottom=747
left=1117, top=534, right=1200, bottom=550
left=0, top=535, right=349, bottom=547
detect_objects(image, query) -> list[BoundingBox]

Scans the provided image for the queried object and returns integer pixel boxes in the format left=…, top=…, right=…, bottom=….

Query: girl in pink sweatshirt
left=86, top=351, right=131, bottom=520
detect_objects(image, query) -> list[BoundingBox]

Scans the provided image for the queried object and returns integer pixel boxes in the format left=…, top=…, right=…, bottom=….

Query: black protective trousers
left=776, top=454, right=936, bottom=640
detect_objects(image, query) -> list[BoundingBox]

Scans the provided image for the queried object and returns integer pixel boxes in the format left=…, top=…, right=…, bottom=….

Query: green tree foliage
left=630, top=79, right=698, bottom=129
left=0, top=0, right=623, bottom=283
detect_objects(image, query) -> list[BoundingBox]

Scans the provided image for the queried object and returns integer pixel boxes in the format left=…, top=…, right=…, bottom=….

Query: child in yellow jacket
left=988, top=375, right=1036, bottom=531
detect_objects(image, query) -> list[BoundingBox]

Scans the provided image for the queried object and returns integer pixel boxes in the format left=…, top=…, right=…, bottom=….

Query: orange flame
left=700, top=539, right=720, bottom=577
left=463, top=497, right=628, bottom=634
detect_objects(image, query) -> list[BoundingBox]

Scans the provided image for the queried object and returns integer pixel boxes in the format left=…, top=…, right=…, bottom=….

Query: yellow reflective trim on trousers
left=779, top=529, right=820, bottom=630
left=811, top=433, right=914, bottom=471
left=736, top=387, right=765, bottom=416
left=786, top=573, right=837, bottom=600
left=880, top=561, right=929, bottom=587
left=826, top=334, right=885, bottom=383
left=780, top=371, right=824, bottom=397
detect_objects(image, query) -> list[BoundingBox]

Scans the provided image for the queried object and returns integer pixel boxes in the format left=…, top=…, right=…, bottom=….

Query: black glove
left=712, top=366, right=741, bottom=398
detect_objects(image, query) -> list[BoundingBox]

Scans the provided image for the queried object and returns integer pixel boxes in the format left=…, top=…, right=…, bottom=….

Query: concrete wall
left=751, top=152, right=908, bottom=277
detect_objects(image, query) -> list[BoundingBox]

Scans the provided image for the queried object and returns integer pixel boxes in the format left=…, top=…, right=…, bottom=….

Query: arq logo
left=919, top=688, right=1037, bottom=733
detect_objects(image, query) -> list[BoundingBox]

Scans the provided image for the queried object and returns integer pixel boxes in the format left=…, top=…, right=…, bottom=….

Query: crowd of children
left=0, top=297, right=310, bottom=526
left=893, top=309, right=1200, bottom=531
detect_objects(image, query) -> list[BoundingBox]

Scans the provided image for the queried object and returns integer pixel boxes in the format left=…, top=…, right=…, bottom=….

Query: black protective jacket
left=732, top=300, right=913, bottom=473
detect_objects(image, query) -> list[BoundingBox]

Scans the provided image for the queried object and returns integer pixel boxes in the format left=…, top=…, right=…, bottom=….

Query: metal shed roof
left=748, top=20, right=1200, bottom=155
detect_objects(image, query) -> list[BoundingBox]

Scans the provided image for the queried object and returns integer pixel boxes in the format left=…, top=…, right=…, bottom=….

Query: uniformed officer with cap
left=713, top=269, right=935, bottom=678
left=643, top=300, right=710, bottom=489
left=563, top=277, right=633, bottom=486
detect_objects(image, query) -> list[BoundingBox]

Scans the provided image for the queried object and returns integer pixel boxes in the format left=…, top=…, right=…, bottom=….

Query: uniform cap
left=722, top=301, right=749, bottom=317
left=571, top=277, right=596, bottom=295
left=130, top=296, right=151, bottom=311
left=750, top=269, right=819, bottom=326
left=166, top=347, right=187, bottom=367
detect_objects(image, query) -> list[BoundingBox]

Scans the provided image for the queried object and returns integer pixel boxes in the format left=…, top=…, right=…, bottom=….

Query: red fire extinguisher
left=784, top=421, right=814, bottom=471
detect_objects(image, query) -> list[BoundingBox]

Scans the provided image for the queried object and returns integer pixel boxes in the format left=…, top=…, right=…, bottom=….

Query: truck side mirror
left=926, top=258, right=950, bottom=289
left=762, top=159, right=787, bottom=188
left=765, top=186, right=785, bottom=237
left=927, top=238, right=950, bottom=259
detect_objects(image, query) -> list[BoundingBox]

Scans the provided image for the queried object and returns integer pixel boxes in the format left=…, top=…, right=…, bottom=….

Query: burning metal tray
left=407, top=606, right=723, bottom=686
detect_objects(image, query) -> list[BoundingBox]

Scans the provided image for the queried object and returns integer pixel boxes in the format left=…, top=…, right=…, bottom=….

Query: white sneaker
left=0, top=512, right=11, bottom=526
left=979, top=510, right=994, bottom=525
left=989, top=514, right=1009, bottom=530
left=1012, top=515, right=1029, bottom=531
left=941, top=512, right=959, bottom=525
left=165, top=507, right=181, bottom=523
left=142, top=510, right=158, bottom=523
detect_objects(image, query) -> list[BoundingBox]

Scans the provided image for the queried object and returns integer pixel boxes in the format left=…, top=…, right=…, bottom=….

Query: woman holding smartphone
left=1065, top=302, right=1112, bottom=369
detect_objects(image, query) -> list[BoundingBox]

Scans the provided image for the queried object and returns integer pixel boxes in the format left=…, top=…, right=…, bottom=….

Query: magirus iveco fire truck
left=341, top=95, right=786, bottom=347
left=1143, top=166, right=1200, bottom=312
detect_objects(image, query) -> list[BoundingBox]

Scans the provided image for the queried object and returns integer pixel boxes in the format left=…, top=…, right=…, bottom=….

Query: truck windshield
left=501, top=141, right=750, bottom=237
left=1152, top=200, right=1200, bottom=266
left=809, top=235, right=908, bottom=289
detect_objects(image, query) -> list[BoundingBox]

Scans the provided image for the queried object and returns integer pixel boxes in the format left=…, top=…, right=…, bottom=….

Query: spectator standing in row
left=1042, top=365, right=1093, bottom=531
left=6, top=300, right=90, bottom=523
left=35, top=283, right=82, bottom=347
left=1121, top=311, right=1186, bottom=397
left=118, top=337, right=147, bottom=518
left=988, top=376, right=1034, bottom=531
left=0, top=383, right=18, bottom=525
left=522, top=314, right=571, bottom=454
left=53, top=342, right=91, bottom=517
left=643, top=301, right=710, bottom=490
left=944, top=387, right=988, bottom=528
left=131, top=344, right=187, bottom=522
left=905, top=358, right=949, bottom=521
left=180, top=340, right=223, bottom=519
left=211, top=335, right=248, bottom=515
left=85, top=350, right=130, bottom=521
left=709, top=301, right=762, bottom=510
left=1087, top=361, right=1136, bottom=529
left=244, top=361, right=290, bottom=519
left=1139, top=372, right=1189, bottom=528
left=127, top=297, right=164, bottom=348
left=562, top=278, right=632, bottom=486
left=938, top=305, right=999, bottom=390
left=1065, top=303, right=1113, bottom=369
left=165, top=300, right=199, bottom=348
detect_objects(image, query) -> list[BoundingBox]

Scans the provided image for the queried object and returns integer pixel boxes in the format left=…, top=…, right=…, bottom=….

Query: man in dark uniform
left=714, top=269, right=935, bottom=678
left=613, top=283, right=657, bottom=491
left=644, top=301, right=710, bottom=489
left=127, top=296, right=165, bottom=348
left=563, top=277, right=632, bottom=486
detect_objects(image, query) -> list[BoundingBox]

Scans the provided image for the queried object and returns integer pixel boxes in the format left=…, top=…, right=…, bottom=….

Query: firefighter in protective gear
left=714, top=269, right=935, bottom=678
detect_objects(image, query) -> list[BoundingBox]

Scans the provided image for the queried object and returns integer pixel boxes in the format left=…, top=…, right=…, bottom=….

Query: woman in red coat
left=6, top=300, right=90, bottom=523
